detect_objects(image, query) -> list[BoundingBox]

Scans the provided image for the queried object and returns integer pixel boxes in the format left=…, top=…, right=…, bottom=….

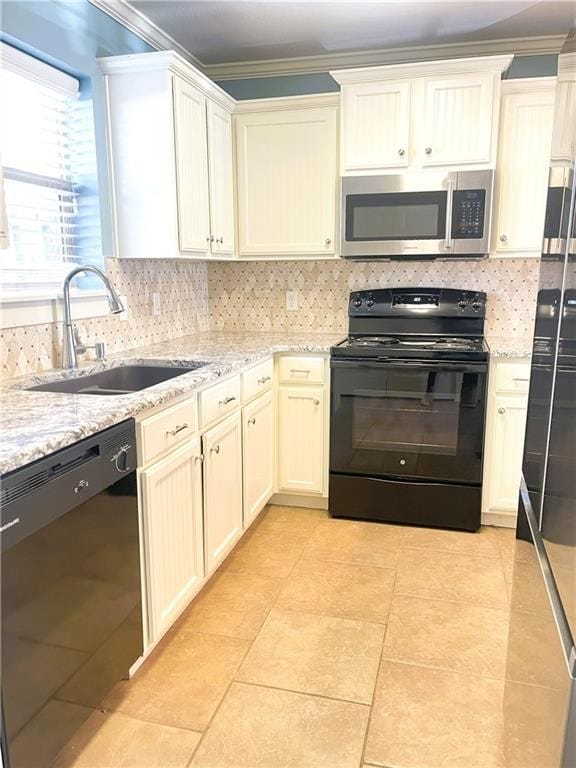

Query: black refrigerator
left=505, top=27, right=576, bottom=768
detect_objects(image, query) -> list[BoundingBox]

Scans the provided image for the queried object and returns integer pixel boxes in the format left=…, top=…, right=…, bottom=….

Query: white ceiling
left=128, top=0, right=575, bottom=66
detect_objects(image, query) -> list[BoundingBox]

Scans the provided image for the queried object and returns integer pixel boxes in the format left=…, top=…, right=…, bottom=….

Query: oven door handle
left=330, top=358, right=487, bottom=373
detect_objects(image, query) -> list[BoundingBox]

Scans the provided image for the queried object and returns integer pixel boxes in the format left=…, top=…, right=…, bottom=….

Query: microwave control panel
left=451, top=190, right=486, bottom=239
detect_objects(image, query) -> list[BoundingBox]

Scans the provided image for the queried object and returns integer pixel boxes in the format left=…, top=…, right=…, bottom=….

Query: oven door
left=330, top=358, right=487, bottom=484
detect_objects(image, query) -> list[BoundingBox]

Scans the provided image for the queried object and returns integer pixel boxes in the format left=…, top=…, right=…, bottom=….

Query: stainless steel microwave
left=340, top=169, right=494, bottom=260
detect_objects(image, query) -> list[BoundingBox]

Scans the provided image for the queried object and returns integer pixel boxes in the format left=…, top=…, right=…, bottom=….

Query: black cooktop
left=332, top=335, right=489, bottom=362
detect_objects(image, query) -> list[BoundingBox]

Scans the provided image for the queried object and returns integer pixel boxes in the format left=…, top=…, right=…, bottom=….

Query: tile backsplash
left=1, top=259, right=209, bottom=379
left=1, top=256, right=539, bottom=378
left=208, top=257, right=540, bottom=338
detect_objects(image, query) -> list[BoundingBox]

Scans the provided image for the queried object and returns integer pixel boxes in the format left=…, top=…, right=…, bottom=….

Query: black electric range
left=329, top=287, right=489, bottom=531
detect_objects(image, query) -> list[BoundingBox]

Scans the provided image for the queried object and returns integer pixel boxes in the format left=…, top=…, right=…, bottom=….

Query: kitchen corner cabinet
left=482, top=359, right=530, bottom=527
left=203, top=412, right=243, bottom=574
left=243, top=391, right=274, bottom=527
left=332, top=55, right=512, bottom=174
left=234, top=98, right=338, bottom=258
left=99, top=51, right=235, bottom=260
left=140, top=438, right=204, bottom=642
left=492, top=79, right=556, bottom=258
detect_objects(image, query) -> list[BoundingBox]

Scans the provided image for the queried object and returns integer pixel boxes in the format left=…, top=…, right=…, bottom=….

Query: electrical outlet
left=286, top=290, right=299, bottom=311
left=119, top=295, right=128, bottom=322
left=152, top=292, right=161, bottom=316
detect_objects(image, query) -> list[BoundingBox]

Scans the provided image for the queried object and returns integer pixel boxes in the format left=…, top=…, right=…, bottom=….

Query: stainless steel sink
left=26, top=362, right=208, bottom=396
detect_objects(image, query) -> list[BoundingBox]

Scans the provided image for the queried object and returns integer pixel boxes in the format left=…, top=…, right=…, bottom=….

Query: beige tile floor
left=54, top=505, right=517, bottom=768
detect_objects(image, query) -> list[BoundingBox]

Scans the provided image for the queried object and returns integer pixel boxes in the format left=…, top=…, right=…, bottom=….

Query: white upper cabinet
left=492, top=79, right=556, bottom=258
left=173, top=78, right=211, bottom=254
left=550, top=52, right=576, bottom=164
left=332, top=56, right=512, bottom=174
left=234, top=98, right=338, bottom=257
left=207, top=101, right=235, bottom=256
left=341, top=81, right=410, bottom=171
left=99, top=51, right=235, bottom=260
left=421, top=75, right=494, bottom=166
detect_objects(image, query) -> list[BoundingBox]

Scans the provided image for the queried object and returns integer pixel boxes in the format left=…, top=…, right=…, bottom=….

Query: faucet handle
left=94, top=342, right=106, bottom=361
left=72, top=325, right=87, bottom=355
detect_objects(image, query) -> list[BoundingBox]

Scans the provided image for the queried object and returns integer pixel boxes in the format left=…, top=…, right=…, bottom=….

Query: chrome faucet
left=62, top=265, right=124, bottom=369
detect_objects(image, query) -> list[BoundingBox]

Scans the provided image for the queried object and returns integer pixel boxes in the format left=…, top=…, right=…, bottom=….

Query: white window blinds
left=0, top=43, right=81, bottom=293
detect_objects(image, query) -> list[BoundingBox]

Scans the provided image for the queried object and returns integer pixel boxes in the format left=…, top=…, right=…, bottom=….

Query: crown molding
left=233, top=92, right=340, bottom=113
left=205, top=35, right=564, bottom=81
left=331, top=54, right=514, bottom=85
left=98, top=50, right=236, bottom=110
left=88, top=0, right=205, bottom=71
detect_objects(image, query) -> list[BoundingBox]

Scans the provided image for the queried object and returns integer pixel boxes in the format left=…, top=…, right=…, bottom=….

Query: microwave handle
left=445, top=179, right=454, bottom=249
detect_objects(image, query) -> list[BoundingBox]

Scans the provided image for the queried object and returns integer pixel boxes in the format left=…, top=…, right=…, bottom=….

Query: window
left=0, top=43, right=86, bottom=296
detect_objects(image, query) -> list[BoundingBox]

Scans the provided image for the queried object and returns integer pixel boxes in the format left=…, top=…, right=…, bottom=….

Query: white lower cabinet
left=482, top=359, right=530, bottom=526
left=203, top=412, right=243, bottom=574
left=243, top=391, right=274, bottom=527
left=278, top=386, right=325, bottom=494
left=140, top=437, right=204, bottom=643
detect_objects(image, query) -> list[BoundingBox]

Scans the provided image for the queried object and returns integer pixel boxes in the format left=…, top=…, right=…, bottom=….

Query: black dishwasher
left=0, top=419, right=143, bottom=768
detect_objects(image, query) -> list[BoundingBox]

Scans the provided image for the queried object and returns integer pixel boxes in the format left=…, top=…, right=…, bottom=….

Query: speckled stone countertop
left=0, top=331, right=343, bottom=476
left=486, top=336, right=533, bottom=358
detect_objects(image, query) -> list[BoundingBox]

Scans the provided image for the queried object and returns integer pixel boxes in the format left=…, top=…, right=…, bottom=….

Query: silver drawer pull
left=248, top=417, right=256, bottom=425
left=210, top=444, right=220, bottom=455
left=219, top=396, right=236, bottom=406
left=498, top=407, right=506, bottom=415
left=290, top=368, right=310, bottom=374
left=166, top=423, right=188, bottom=436
left=257, top=376, right=271, bottom=384
left=313, top=399, right=320, bottom=405
left=513, top=377, right=529, bottom=382
left=195, top=454, right=204, bottom=463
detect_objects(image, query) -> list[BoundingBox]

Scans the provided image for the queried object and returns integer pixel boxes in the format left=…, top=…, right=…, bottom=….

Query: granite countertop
left=486, top=336, right=533, bottom=358
left=0, top=331, right=343, bottom=476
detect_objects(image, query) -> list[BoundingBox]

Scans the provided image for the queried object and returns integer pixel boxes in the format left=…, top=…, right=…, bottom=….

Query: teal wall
left=217, top=53, right=559, bottom=100
left=0, top=0, right=153, bottom=263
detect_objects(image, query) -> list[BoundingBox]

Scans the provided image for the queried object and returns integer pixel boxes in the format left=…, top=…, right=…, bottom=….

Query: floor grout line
left=231, top=679, right=374, bottom=709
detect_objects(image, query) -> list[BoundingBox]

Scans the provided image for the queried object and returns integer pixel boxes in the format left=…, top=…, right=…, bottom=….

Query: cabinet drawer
left=138, top=398, right=197, bottom=466
left=200, top=374, right=241, bottom=427
left=278, top=356, right=324, bottom=385
left=494, top=362, right=531, bottom=394
left=242, top=358, right=273, bottom=401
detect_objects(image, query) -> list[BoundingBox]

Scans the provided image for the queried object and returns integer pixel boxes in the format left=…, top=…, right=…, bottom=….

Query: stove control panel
left=348, top=288, right=486, bottom=319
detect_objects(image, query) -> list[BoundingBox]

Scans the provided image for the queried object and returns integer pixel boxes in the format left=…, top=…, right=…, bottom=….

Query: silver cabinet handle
left=248, top=417, right=256, bottom=425
left=166, top=423, right=188, bottom=436
left=425, top=147, right=432, bottom=155
left=398, top=148, right=405, bottom=157
left=210, top=235, right=215, bottom=242
left=219, top=396, right=236, bottom=406
left=206, top=235, right=211, bottom=243
left=500, top=234, right=508, bottom=243
left=498, top=407, right=506, bottom=415
left=513, top=377, right=529, bottom=382
left=313, top=399, right=320, bottom=405
left=257, top=376, right=271, bottom=384
left=195, top=454, right=204, bottom=463
left=290, top=368, right=310, bottom=374
left=325, top=238, right=332, bottom=245
left=216, top=237, right=224, bottom=244
left=210, top=444, right=220, bottom=455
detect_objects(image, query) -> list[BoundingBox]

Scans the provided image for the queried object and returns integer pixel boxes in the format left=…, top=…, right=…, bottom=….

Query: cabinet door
left=421, top=75, right=495, bottom=166
left=493, top=87, right=555, bottom=257
left=278, top=386, right=324, bottom=494
left=243, top=391, right=274, bottom=527
left=140, top=438, right=204, bottom=643
left=485, top=395, right=528, bottom=511
left=550, top=65, right=576, bottom=163
left=207, top=101, right=235, bottom=256
left=341, top=81, right=411, bottom=172
left=203, top=412, right=243, bottom=574
left=235, top=107, right=337, bottom=256
left=173, top=77, right=210, bottom=254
